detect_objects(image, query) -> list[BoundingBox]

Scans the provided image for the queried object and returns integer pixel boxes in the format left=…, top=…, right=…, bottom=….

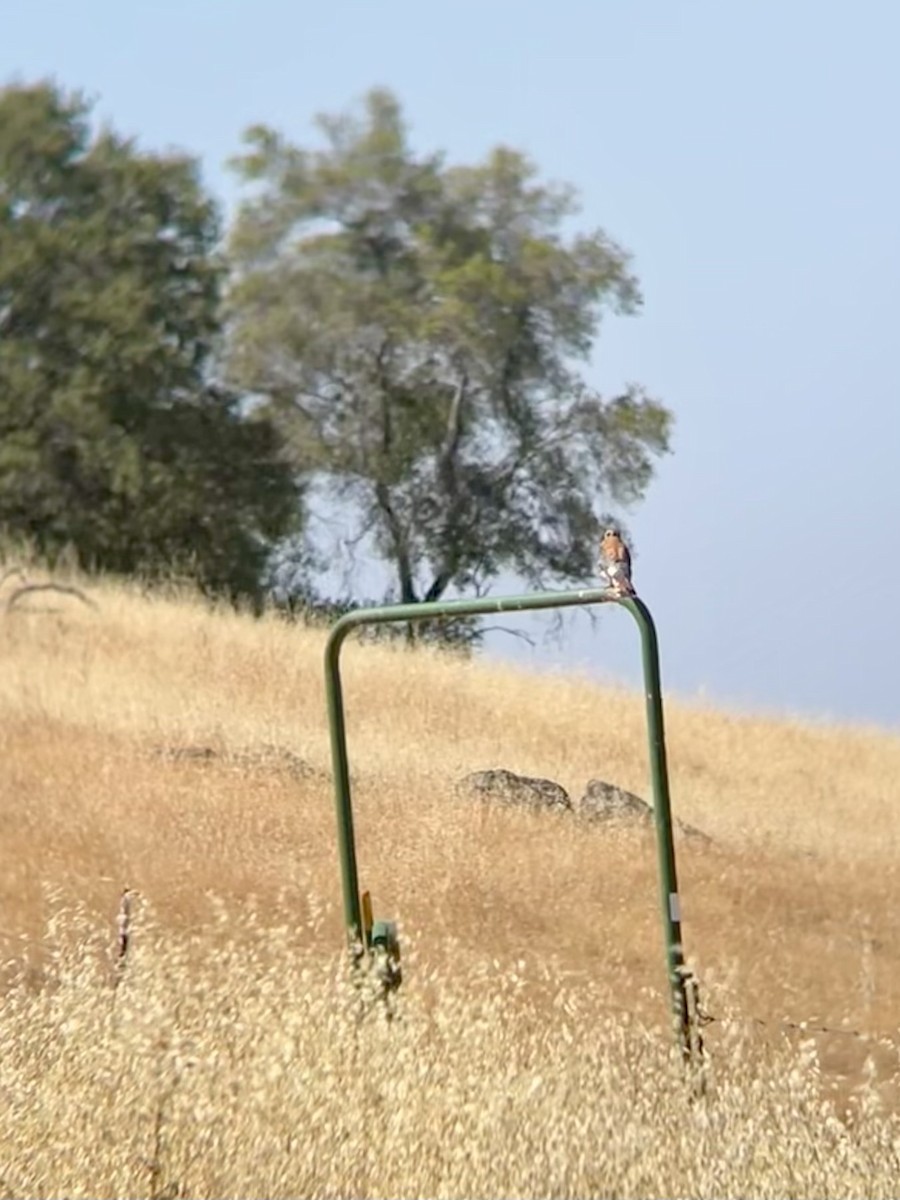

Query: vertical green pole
left=625, top=596, right=692, bottom=1058
left=324, top=620, right=364, bottom=956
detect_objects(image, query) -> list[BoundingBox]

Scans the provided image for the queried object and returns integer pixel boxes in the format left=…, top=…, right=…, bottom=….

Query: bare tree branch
left=479, top=622, right=537, bottom=647
left=0, top=566, right=28, bottom=592
left=423, top=370, right=469, bottom=603
left=6, top=582, right=98, bottom=612
left=341, top=508, right=380, bottom=554
left=438, top=373, right=467, bottom=476
left=422, top=571, right=451, bottom=604
left=374, top=481, right=416, bottom=604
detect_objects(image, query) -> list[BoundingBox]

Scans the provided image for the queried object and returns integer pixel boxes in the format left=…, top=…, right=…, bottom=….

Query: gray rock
left=228, top=743, right=317, bottom=780
left=151, top=742, right=316, bottom=780
left=676, top=819, right=713, bottom=844
left=579, top=778, right=713, bottom=844
left=579, top=778, right=653, bottom=824
left=151, top=744, right=217, bottom=763
left=458, top=769, right=572, bottom=812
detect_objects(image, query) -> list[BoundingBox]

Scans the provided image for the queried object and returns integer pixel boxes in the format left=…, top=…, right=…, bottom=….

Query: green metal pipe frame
left=324, top=588, right=695, bottom=1055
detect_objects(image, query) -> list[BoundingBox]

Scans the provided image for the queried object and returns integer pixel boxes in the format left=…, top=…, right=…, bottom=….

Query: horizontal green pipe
left=326, top=586, right=620, bottom=642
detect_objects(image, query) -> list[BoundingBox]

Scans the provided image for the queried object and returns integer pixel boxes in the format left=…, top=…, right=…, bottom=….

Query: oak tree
left=0, top=81, right=300, bottom=600
left=226, top=89, right=671, bottom=632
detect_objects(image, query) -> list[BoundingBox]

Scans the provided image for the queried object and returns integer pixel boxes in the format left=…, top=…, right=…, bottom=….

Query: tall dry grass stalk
left=1, top=903, right=898, bottom=1198
left=1, top=572, right=899, bottom=1195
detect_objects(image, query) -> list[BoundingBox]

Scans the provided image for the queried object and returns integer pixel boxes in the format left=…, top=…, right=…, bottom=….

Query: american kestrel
left=599, top=527, right=635, bottom=596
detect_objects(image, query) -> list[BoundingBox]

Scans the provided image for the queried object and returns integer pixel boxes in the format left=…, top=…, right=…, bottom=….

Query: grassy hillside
left=1, top=571, right=898, bottom=1197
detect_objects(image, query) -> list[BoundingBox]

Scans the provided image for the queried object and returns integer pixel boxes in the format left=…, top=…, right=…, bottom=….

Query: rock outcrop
left=578, top=777, right=712, bottom=843
left=456, top=768, right=712, bottom=843
left=457, top=769, right=573, bottom=812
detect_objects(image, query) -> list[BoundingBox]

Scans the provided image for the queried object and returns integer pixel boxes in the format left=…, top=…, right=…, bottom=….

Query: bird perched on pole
left=598, top=527, right=635, bottom=596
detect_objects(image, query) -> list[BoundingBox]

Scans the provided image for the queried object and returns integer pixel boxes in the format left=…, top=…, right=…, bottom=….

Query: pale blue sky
left=5, top=0, right=899, bottom=728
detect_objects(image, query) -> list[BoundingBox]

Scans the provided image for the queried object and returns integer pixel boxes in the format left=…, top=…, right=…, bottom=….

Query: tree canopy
left=225, top=88, right=672, bottom=634
left=0, top=81, right=300, bottom=600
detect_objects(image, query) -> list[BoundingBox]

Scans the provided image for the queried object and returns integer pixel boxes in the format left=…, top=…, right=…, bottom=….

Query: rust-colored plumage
left=599, top=528, right=635, bottom=596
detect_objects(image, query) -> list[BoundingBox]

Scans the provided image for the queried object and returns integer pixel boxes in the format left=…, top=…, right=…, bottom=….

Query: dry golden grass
left=1, top=571, right=899, bottom=1196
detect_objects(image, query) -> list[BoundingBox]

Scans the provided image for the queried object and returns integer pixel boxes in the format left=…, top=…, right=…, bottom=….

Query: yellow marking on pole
left=361, top=890, right=374, bottom=942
